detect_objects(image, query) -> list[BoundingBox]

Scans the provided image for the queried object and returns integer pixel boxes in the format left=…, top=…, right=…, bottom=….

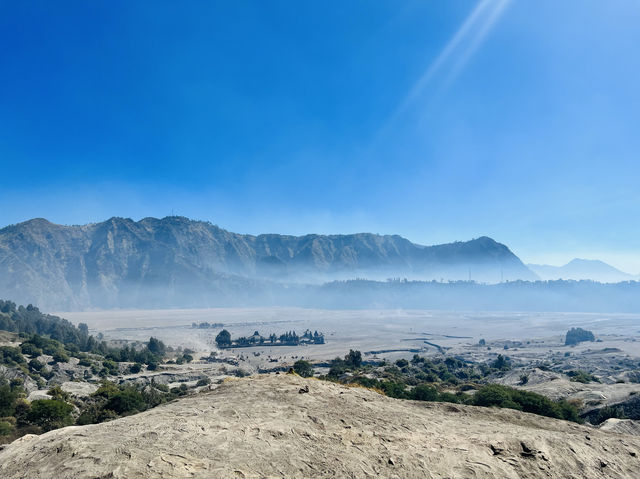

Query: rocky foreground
left=1, top=374, right=640, bottom=478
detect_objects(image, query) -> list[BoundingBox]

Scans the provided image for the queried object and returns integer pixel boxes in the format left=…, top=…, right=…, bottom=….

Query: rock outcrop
left=1, top=374, right=639, bottom=478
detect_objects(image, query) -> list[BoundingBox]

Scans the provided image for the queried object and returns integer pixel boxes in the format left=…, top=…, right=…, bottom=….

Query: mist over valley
left=2, top=216, right=638, bottom=313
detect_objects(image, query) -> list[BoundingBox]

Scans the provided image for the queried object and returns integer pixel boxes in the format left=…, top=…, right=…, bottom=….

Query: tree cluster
left=0, top=300, right=89, bottom=348
left=215, top=329, right=325, bottom=348
left=565, top=327, right=595, bottom=346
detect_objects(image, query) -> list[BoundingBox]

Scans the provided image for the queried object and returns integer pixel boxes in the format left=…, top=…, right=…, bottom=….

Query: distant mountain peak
left=528, top=258, right=634, bottom=283
left=565, top=258, right=608, bottom=267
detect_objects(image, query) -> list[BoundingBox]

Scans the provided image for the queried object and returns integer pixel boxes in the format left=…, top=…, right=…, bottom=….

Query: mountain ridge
left=0, top=216, right=536, bottom=310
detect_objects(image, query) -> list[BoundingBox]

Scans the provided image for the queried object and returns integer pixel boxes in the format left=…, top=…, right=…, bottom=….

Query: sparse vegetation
left=472, top=384, right=581, bottom=422
left=594, top=406, right=626, bottom=425
left=0, top=300, right=176, bottom=443
left=320, top=351, right=581, bottom=423
left=567, top=370, right=600, bottom=383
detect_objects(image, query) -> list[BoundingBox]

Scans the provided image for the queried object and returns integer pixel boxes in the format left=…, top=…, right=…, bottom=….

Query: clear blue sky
left=1, top=1, right=639, bottom=271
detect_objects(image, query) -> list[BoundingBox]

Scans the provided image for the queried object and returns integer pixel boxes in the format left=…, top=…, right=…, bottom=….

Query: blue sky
left=1, top=1, right=639, bottom=271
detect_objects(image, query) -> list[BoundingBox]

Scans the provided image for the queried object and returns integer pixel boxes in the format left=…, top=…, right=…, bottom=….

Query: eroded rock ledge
left=1, top=374, right=640, bottom=478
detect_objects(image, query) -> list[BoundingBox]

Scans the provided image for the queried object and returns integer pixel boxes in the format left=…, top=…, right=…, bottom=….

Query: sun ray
left=389, top=0, right=512, bottom=126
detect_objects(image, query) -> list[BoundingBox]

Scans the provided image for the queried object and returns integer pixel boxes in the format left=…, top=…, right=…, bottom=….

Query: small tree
left=565, top=328, right=595, bottom=346
left=20, top=342, right=42, bottom=356
left=293, top=359, right=314, bottom=378
left=0, top=379, right=20, bottom=416
left=215, top=329, right=232, bottom=348
left=78, top=323, right=89, bottom=336
left=491, top=354, right=510, bottom=371
left=0, top=418, right=15, bottom=436
left=106, top=388, right=145, bottom=414
left=147, top=337, right=167, bottom=356
left=27, top=399, right=73, bottom=431
left=345, top=349, right=362, bottom=368
left=29, top=358, right=44, bottom=371
left=412, top=384, right=438, bottom=401
left=196, top=377, right=211, bottom=387
left=52, top=351, right=69, bottom=363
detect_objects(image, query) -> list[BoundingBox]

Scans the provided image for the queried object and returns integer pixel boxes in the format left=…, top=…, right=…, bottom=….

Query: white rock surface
left=2, top=374, right=640, bottom=478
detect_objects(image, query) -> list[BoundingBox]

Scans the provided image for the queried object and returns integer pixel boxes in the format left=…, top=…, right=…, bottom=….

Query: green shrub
left=595, top=406, right=626, bottom=425
left=293, top=360, right=314, bottom=378
left=345, top=350, right=362, bottom=368
left=438, top=392, right=461, bottom=403
left=473, top=384, right=521, bottom=411
left=472, top=384, right=581, bottom=423
left=491, top=355, right=510, bottom=371
left=196, top=377, right=211, bottom=387
left=92, top=381, right=120, bottom=399
left=27, top=399, right=73, bottom=431
left=52, top=351, right=69, bottom=363
left=102, top=360, right=119, bottom=375
left=0, top=380, right=20, bottom=416
left=0, top=346, right=25, bottom=366
left=76, top=406, right=118, bottom=425
left=381, top=381, right=408, bottom=399
left=411, top=384, right=438, bottom=401
left=20, top=342, right=42, bottom=356
left=129, top=363, right=142, bottom=374
left=396, top=359, right=409, bottom=368
left=567, top=370, right=599, bottom=384
left=0, top=420, right=15, bottom=436
left=47, top=385, right=70, bottom=401
left=105, top=388, right=145, bottom=415
left=29, top=358, right=44, bottom=372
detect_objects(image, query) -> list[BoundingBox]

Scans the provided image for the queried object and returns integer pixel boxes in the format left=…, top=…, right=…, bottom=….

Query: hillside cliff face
left=0, top=374, right=638, bottom=478
left=0, top=217, right=536, bottom=310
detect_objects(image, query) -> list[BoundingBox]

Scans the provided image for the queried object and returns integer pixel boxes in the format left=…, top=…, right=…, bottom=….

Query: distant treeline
left=0, top=300, right=89, bottom=348
left=312, top=279, right=640, bottom=313
left=7, top=278, right=640, bottom=314
left=0, top=299, right=166, bottom=367
left=191, top=322, right=224, bottom=329
left=56, top=279, right=640, bottom=313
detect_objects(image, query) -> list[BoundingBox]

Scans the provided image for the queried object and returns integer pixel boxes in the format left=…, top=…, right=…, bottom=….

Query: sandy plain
left=57, top=307, right=640, bottom=369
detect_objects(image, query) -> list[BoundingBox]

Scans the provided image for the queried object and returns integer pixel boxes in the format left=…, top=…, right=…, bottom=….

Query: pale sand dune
left=2, top=374, right=640, bottom=478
